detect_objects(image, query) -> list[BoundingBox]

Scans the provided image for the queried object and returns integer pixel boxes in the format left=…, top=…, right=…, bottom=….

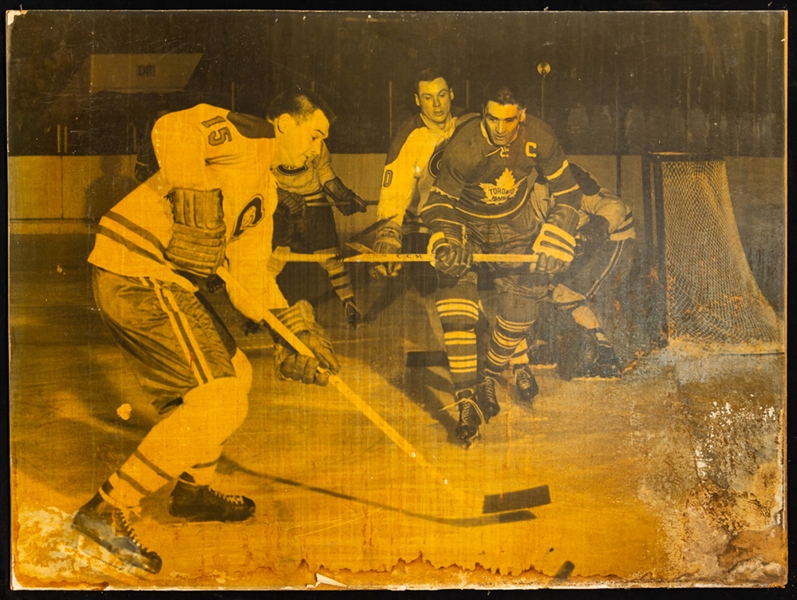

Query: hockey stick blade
left=482, top=484, right=551, bottom=514
left=225, top=459, right=540, bottom=528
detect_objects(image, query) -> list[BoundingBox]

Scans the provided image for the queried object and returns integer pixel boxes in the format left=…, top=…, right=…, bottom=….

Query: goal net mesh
left=658, top=159, right=781, bottom=348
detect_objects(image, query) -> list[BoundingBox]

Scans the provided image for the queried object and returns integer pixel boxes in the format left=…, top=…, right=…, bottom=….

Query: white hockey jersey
left=377, top=108, right=479, bottom=226
left=89, top=104, right=289, bottom=313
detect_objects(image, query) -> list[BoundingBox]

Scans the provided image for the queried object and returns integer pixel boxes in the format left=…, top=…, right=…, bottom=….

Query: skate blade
left=528, top=362, right=557, bottom=370
left=68, top=533, right=157, bottom=584
left=459, top=432, right=481, bottom=449
left=571, top=375, right=621, bottom=382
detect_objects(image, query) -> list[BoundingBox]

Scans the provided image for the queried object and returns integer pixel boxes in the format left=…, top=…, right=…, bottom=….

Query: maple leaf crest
left=479, top=168, right=521, bottom=205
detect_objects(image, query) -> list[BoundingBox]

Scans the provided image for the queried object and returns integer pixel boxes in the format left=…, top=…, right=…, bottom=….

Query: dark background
left=6, top=11, right=786, bottom=157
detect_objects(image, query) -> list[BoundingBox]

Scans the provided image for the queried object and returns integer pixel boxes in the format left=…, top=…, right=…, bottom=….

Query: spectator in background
left=590, top=105, right=614, bottom=154
left=687, top=105, right=709, bottom=154
left=84, top=155, right=138, bottom=222
left=566, top=103, right=590, bottom=152
left=623, top=104, right=647, bottom=154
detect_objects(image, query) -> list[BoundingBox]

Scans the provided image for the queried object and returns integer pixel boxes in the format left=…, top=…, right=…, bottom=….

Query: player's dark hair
left=414, top=67, right=450, bottom=94
left=266, top=86, right=337, bottom=124
left=482, top=82, right=528, bottom=110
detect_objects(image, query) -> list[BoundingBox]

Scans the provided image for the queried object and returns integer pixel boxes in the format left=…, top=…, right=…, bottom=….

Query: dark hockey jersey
left=421, top=115, right=581, bottom=226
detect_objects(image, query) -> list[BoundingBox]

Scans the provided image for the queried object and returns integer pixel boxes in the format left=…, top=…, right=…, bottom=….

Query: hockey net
left=643, top=154, right=782, bottom=353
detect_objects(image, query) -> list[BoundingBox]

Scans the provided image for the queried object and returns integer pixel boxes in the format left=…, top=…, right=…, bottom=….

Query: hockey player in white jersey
left=267, top=140, right=367, bottom=327
left=509, top=163, right=636, bottom=384
left=71, top=89, right=340, bottom=575
left=371, top=68, right=479, bottom=285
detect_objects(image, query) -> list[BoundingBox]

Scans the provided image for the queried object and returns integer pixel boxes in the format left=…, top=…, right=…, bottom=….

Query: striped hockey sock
left=508, top=336, right=530, bottom=367
left=183, top=458, right=219, bottom=486
left=102, top=449, right=174, bottom=509
left=485, top=315, right=536, bottom=376
left=436, top=297, right=480, bottom=390
left=319, top=252, right=355, bottom=303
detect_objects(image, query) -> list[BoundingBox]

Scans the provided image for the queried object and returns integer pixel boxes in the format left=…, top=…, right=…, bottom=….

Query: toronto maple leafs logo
left=479, top=168, right=522, bottom=205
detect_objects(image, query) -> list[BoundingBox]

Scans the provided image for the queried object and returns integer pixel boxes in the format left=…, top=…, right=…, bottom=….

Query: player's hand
left=270, top=300, right=340, bottom=385
left=243, top=319, right=261, bottom=336
left=335, top=192, right=368, bottom=216
left=434, top=242, right=472, bottom=278
left=576, top=214, right=611, bottom=247
left=530, top=222, right=576, bottom=275
left=275, top=347, right=328, bottom=385
left=164, top=188, right=227, bottom=278
left=274, top=328, right=339, bottom=385
left=276, top=188, right=306, bottom=218
left=532, top=252, right=568, bottom=274
left=324, top=178, right=368, bottom=216
left=369, top=222, right=403, bottom=279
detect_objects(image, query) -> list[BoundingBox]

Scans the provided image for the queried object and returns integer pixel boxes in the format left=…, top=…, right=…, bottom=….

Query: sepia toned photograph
left=7, top=10, right=786, bottom=590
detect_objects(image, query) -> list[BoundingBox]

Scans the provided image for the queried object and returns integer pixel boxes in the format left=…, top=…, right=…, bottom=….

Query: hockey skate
left=454, top=390, right=483, bottom=448
left=344, top=300, right=363, bottom=328
left=512, top=364, right=539, bottom=403
left=581, top=344, right=623, bottom=379
left=476, top=375, right=503, bottom=422
left=168, top=475, right=256, bottom=522
left=72, top=493, right=162, bottom=575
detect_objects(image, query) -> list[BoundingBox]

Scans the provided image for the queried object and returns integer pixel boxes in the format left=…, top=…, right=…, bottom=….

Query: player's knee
left=497, top=293, right=540, bottom=324
left=317, top=251, right=343, bottom=273
left=551, top=284, right=586, bottom=309
left=183, top=376, right=249, bottom=442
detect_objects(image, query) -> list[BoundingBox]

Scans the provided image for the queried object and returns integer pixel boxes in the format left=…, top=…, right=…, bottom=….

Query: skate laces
left=115, top=509, right=154, bottom=555
left=514, top=365, right=532, bottom=385
left=480, top=376, right=499, bottom=404
left=208, top=487, right=244, bottom=505
left=449, top=396, right=485, bottom=424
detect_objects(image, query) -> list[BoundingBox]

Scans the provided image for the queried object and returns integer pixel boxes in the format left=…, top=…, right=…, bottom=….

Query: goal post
left=641, top=152, right=782, bottom=353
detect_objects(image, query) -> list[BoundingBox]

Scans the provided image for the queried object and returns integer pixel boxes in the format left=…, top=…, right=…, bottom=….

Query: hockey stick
left=268, top=243, right=541, bottom=265
left=214, top=265, right=549, bottom=517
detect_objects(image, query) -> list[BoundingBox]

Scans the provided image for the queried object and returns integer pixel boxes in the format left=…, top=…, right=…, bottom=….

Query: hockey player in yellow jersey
left=372, top=68, right=479, bottom=281
left=72, top=89, right=340, bottom=575
left=267, top=140, right=367, bottom=328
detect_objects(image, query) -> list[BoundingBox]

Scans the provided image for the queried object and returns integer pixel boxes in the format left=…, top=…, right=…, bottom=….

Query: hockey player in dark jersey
left=421, top=82, right=582, bottom=447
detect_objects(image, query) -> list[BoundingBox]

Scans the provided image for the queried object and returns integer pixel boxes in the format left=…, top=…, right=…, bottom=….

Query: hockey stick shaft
left=215, top=266, right=439, bottom=474
left=271, top=251, right=539, bottom=264
left=345, top=253, right=540, bottom=264
left=215, top=266, right=550, bottom=516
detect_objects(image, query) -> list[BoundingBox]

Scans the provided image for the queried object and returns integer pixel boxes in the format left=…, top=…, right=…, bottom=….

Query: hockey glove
left=369, top=221, right=403, bottom=279
left=531, top=204, right=579, bottom=275
left=575, top=214, right=611, bottom=257
left=243, top=319, right=261, bottom=336
left=270, top=300, right=340, bottom=386
left=276, top=188, right=306, bottom=219
left=429, top=220, right=472, bottom=278
left=324, top=177, right=368, bottom=216
left=164, top=188, right=227, bottom=278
